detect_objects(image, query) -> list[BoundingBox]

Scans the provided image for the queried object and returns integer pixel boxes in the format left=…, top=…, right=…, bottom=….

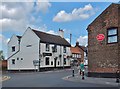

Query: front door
left=54, top=57, right=57, bottom=68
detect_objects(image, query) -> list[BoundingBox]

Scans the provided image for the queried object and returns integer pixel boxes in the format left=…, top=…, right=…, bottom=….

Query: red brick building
left=70, top=42, right=85, bottom=65
left=0, top=60, right=7, bottom=70
left=87, top=3, right=120, bottom=77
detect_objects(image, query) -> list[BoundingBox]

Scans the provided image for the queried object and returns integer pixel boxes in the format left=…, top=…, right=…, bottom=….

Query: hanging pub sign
left=96, top=34, right=105, bottom=41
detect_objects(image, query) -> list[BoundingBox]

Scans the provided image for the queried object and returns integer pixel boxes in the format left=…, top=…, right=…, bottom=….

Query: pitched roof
left=70, top=47, right=81, bottom=54
left=87, top=3, right=120, bottom=30
left=32, top=29, right=71, bottom=47
left=78, top=46, right=86, bottom=52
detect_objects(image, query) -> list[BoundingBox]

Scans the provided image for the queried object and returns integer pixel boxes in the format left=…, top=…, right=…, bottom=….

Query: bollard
left=82, top=71, right=85, bottom=80
left=116, top=70, right=120, bottom=83
left=116, top=78, right=119, bottom=83
left=72, top=69, right=74, bottom=77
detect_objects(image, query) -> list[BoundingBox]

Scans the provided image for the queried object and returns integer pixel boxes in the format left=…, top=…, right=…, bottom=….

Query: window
left=72, top=54, right=74, bottom=58
left=78, top=54, right=81, bottom=58
left=58, top=61, right=59, bottom=65
left=45, top=57, right=49, bottom=65
left=51, top=61, right=53, bottom=65
left=12, top=46, right=15, bottom=52
left=63, top=46, right=66, bottom=53
left=12, top=59, right=15, bottom=64
left=52, top=45, right=57, bottom=52
left=46, top=44, right=50, bottom=51
left=54, top=45, right=57, bottom=52
left=107, top=28, right=118, bottom=43
left=17, top=58, right=19, bottom=60
left=64, top=58, right=66, bottom=65
left=21, top=58, right=23, bottom=60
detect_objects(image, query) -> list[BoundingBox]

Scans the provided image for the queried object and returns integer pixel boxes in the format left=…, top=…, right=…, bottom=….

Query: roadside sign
left=96, top=34, right=105, bottom=41
left=33, top=60, right=39, bottom=66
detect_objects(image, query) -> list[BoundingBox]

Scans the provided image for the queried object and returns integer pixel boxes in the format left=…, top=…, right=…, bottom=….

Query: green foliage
left=0, top=50, right=5, bottom=60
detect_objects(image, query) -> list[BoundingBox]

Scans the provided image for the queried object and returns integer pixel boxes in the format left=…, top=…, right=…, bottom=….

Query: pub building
left=87, top=3, right=120, bottom=77
left=7, top=27, right=71, bottom=71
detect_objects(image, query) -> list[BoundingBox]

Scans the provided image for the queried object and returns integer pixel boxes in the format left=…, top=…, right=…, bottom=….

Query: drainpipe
left=38, top=39, right=41, bottom=72
left=60, top=45, right=62, bottom=67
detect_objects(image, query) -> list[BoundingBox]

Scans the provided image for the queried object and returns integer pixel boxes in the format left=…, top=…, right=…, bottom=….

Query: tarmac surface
left=2, top=68, right=120, bottom=88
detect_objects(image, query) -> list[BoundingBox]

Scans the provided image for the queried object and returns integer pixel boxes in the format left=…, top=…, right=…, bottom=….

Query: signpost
left=33, top=60, right=39, bottom=72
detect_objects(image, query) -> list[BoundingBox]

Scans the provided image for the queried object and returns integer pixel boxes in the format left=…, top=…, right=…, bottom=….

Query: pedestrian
left=80, top=61, right=85, bottom=79
left=116, top=70, right=120, bottom=83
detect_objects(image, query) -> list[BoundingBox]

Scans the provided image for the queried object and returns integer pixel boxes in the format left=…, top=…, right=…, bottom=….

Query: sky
left=0, top=0, right=119, bottom=58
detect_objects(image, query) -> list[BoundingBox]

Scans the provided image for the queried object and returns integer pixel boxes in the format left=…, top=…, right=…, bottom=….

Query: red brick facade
left=87, top=4, right=120, bottom=77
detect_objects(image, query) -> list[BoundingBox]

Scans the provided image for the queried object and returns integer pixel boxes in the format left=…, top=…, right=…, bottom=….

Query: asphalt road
left=2, top=69, right=119, bottom=87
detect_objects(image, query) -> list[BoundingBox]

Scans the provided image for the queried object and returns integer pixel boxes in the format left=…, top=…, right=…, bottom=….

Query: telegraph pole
left=70, top=33, right=72, bottom=45
left=38, top=40, right=41, bottom=72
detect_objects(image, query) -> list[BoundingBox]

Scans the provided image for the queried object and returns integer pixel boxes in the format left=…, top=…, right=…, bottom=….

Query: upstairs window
left=54, top=45, right=57, bottom=52
left=12, top=59, right=15, bottom=64
left=12, top=46, right=15, bottom=52
left=46, top=44, right=50, bottom=51
left=63, top=46, right=66, bottom=53
left=107, top=28, right=118, bottom=43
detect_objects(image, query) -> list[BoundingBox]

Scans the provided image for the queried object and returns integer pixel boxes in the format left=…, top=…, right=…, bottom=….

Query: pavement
left=62, top=73, right=120, bottom=87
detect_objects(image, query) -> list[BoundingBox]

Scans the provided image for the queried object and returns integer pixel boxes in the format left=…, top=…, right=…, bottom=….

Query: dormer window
left=12, top=46, right=15, bottom=52
left=107, top=27, right=118, bottom=43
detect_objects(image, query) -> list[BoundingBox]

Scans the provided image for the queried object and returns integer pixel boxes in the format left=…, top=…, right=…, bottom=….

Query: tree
left=0, top=50, right=5, bottom=60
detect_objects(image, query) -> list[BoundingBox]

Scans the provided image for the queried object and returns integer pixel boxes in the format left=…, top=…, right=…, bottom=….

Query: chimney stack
left=76, top=41, right=79, bottom=47
left=59, top=28, right=64, bottom=38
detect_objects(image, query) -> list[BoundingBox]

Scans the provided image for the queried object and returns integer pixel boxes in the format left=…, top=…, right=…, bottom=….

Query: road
left=2, top=69, right=119, bottom=88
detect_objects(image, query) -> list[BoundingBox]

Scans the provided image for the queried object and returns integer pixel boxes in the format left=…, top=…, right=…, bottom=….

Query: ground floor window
left=51, top=61, right=53, bottom=65
left=45, top=57, right=49, bottom=65
left=58, top=61, right=59, bottom=65
left=64, top=58, right=66, bottom=65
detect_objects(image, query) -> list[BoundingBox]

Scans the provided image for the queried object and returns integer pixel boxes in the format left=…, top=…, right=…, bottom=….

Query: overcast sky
left=1, top=0, right=119, bottom=58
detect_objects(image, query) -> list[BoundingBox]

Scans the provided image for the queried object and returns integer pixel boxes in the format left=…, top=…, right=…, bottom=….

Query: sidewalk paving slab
left=63, top=73, right=120, bottom=87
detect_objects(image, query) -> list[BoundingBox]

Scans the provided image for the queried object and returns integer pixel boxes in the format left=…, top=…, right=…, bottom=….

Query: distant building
left=87, top=3, right=120, bottom=77
left=7, top=27, right=71, bottom=71
left=0, top=60, right=7, bottom=70
left=70, top=42, right=85, bottom=65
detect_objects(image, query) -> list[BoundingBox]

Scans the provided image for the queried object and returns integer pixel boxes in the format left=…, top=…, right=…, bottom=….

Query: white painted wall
left=40, top=43, right=71, bottom=68
left=7, top=35, right=20, bottom=70
left=18, top=28, right=40, bottom=70
left=8, top=28, right=40, bottom=70
left=8, top=27, right=71, bottom=70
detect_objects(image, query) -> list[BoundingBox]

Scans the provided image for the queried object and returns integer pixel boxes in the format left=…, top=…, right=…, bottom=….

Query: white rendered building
left=7, top=27, right=71, bottom=71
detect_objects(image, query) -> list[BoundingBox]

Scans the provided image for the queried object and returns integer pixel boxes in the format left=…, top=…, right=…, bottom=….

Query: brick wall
left=87, top=4, right=120, bottom=75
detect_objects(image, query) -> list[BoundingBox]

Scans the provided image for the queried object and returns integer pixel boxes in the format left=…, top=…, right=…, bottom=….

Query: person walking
left=80, top=61, right=85, bottom=80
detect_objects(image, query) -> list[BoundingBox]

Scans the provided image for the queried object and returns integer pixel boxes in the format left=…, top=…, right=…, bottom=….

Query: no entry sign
left=96, top=34, right=105, bottom=41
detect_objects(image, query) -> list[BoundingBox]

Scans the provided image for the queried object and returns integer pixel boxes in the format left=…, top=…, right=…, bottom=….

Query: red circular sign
left=96, top=34, right=105, bottom=41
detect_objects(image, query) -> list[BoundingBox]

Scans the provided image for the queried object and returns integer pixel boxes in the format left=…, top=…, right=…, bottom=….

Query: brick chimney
left=76, top=41, right=79, bottom=47
left=59, top=28, right=64, bottom=38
